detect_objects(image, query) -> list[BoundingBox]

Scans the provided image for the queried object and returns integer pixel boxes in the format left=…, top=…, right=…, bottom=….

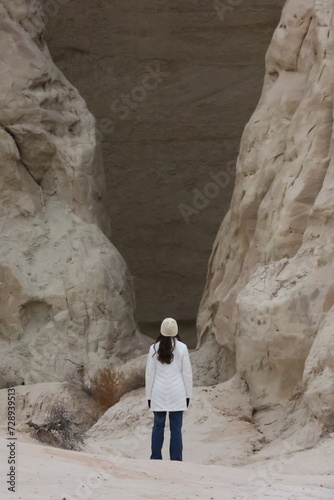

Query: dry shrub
left=90, top=366, right=145, bottom=413
left=27, top=402, right=85, bottom=451
left=90, top=367, right=124, bottom=412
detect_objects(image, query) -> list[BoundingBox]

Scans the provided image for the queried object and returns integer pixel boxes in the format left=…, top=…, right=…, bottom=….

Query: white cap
left=160, top=318, right=178, bottom=337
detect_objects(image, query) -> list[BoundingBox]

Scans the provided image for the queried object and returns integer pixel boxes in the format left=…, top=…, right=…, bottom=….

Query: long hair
left=153, top=334, right=182, bottom=364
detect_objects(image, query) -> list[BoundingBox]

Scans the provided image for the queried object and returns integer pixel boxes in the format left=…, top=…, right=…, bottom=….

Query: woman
left=145, top=317, right=193, bottom=461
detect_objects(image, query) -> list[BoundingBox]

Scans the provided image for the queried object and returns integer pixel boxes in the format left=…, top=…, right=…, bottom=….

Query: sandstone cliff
left=0, top=0, right=147, bottom=387
left=198, top=0, right=334, bottom=434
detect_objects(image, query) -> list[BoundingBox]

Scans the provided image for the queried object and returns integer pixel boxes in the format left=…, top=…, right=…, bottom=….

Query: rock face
left=198, top=0, right=334, bottom=431
left=0, top=0, right=147, bottom=387
left=44, top=0, right=285, bottom=326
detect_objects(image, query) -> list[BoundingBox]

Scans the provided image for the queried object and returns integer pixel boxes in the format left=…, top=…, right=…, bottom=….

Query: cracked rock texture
left=198, top=0, right=334, bottom=433
left=44, top=0, right=285, bottom=325
left=0, top=0, right=148, bottom=386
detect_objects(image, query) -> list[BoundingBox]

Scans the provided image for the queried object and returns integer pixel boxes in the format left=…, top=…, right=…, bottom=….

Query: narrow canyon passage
left=45, top=0, right=285, bottom=343
left=2, top=2, right=334, bottom=498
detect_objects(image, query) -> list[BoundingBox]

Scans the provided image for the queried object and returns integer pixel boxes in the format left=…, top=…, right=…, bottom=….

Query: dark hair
left=153, top=334, right=182, bottom=364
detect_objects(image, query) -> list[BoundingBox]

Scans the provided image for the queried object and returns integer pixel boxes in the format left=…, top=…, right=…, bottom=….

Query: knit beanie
left=160, top=317, right=178, bottom=337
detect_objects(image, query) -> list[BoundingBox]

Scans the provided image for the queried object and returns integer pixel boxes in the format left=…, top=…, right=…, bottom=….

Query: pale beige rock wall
left=198, top=0, right=334, bottom=431
left=0, top=0, right=148, bottom=386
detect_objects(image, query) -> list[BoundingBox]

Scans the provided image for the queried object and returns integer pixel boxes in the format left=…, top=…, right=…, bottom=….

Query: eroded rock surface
left=198, top=0, right=334, bottom=434
left=0, top=0, right=148, bottom=386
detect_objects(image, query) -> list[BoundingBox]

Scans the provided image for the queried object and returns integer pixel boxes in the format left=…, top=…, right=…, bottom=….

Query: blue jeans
left=150, top=411, right=183, bottom=461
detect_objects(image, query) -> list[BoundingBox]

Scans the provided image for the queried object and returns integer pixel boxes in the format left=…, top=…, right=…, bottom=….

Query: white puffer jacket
left=145, top=339, right=193, bottom=412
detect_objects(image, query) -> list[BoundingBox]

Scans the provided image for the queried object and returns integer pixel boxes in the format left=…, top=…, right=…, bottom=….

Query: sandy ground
left=0, top=429, right=333, bottom=500
left=1, top=381, right=334, bottom=499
